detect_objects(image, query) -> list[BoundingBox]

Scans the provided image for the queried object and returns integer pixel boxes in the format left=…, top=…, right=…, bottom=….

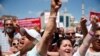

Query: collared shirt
left=0, top=31, right=10, bottom=52
left=0, top=30, right=22, bottom=52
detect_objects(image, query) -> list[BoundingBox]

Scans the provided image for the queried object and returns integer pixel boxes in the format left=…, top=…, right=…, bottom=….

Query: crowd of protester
left=0, top=0, right=100, bottom=56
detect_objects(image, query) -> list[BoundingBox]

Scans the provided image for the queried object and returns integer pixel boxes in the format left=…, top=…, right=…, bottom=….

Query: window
left=60, top=16, right=64, bottom=22
left=66, top=16, right=69, bottom=27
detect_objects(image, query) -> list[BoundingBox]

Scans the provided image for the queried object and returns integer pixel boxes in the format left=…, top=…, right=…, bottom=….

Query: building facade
left=40, top=11, right=75, bottom=29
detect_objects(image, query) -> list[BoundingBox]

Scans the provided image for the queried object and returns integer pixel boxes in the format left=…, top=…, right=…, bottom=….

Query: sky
left=0, top=0, right=100, bottom=21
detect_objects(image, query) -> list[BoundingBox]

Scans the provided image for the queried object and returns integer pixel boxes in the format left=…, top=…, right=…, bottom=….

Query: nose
left=15, top=45, right=18, bottom=48
left=69, top=33, right=72, bottom=36
left=66, top=45, right=71, bottom=49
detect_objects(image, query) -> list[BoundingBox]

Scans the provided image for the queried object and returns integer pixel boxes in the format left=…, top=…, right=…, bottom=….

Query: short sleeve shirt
left=73, top=48, right=100, bottom=56
left=27, top=45, right=40, bottom=56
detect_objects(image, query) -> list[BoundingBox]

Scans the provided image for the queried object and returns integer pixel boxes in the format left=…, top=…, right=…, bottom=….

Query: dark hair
left=57, top=37, right=75, bottom=48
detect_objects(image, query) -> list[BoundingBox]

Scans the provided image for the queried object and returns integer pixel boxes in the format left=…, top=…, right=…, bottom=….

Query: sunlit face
left=18, top=36, right=30, bottom=50
left=12, top=39, right=19, bottom=48
left=4, top=20, right=15, bottom=33
left=11, top=39, right=19, bottom=53
left=92, top=30, right=100, bottom=51
left=65, top=29, right=75, bottom=41
left=59, top=40, right=73, bottom=56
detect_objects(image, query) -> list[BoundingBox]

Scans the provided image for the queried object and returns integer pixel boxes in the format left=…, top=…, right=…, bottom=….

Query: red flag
left=90, top=11, right=100, bottom=22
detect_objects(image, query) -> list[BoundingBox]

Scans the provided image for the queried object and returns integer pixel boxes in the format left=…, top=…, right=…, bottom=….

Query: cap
left=24, top=28, right=41, bottom=41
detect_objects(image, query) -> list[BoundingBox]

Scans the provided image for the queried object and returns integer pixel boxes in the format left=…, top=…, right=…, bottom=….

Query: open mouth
left=66, top=51, right=70, bottom=53
left=65, top=50, right=71, bottom=53
left=19, top=40, right=24, bottom=45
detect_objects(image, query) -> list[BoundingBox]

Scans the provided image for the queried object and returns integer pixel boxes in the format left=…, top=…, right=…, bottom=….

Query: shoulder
left=86, top=48, right=100, bottom=56
left=27, top=44, right=40, bottom=56
left=73, top=49, right=80, bottom=56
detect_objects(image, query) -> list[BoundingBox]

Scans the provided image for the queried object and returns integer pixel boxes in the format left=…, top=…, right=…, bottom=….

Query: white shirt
left=0, top=31, right=22, bottom=52
left=0, top=32, right=10, bottom=52
left=10, top=45, right=40, bottom=56
left=73, top=48, right=100, bottom=56
left=27, top=45, right=40, bottom=56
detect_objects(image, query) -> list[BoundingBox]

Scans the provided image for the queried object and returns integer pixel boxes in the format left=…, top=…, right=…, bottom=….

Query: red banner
left=0, top=18, right=41, bottom=29
left=18, top=18, right=41, bottom=28
left=90, top=11, right=100, bottom=22
left=0, top=20, right=3, bottom=29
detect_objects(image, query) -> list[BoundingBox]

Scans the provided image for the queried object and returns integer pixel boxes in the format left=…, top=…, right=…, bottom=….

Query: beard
left=5, top=27, right=15, bottom=33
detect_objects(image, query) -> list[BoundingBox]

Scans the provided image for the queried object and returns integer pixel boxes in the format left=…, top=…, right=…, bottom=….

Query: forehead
left=13, top=39, right=19, bottom=43
left=61, top=40, right=72, bottom=45
left=5, top=20, right=12, bottom=24
left=13, top=40, right=19, bottom=42
left=66, top=28, right=75, bottom=33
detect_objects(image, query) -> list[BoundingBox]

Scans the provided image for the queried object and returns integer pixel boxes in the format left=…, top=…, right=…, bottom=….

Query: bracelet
left=88, top=31, right=95, bottom=36
left=49, top=16, right=56, bottom=18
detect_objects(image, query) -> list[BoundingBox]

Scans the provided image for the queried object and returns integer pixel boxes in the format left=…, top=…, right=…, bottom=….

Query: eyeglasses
left=12, top=43, right=19, bottom=46
left=5, top=23, right=13, bottom=26
left=66, top=32, right=75, bottom=35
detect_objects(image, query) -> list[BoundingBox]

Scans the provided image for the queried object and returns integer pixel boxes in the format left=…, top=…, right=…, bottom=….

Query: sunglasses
left=66, top=32, right=75, bottom=35
left=5, top=23, right=13, bottom=26
left=12, top=43, right=19, bottom=46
